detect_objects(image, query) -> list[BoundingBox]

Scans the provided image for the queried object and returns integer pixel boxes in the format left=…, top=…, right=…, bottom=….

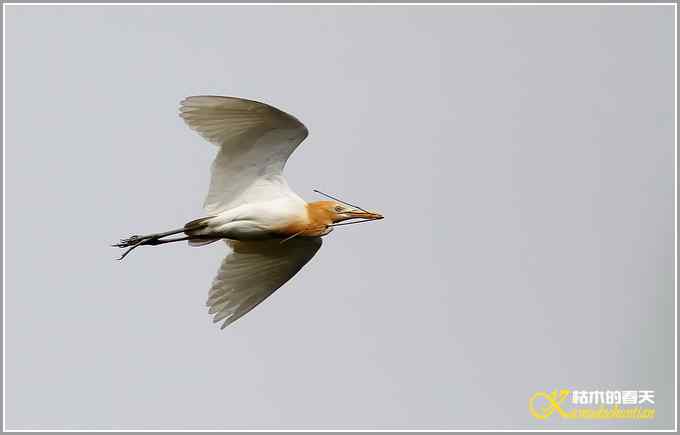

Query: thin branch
left=313, top=189, right=370, bottom=213
left=328, top=219, right=377, bottom=227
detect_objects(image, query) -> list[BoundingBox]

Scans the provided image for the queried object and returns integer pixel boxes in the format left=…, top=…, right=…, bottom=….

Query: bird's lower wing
left=207, top=237, right=323, bottom=329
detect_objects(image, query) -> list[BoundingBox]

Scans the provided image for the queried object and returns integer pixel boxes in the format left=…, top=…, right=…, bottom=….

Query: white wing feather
left=207, top=238, right=322, bottom=328
left=180, top=96, right=309, bottom=213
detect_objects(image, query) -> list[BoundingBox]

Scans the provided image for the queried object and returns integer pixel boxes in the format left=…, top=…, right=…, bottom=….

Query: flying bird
left=114, top=96, right=383, bottom=328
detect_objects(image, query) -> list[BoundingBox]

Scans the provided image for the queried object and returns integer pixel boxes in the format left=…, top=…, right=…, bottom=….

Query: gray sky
left=4, top=4, right=675, bottom=430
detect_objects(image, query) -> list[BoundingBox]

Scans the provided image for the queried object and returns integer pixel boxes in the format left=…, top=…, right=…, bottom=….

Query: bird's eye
left=334, top=205, right=344, bottom=212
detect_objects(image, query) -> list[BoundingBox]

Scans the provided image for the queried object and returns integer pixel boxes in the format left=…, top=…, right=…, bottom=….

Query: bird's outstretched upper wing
left=180, top=96, right=309, bottom=213
left=207, top=238, right=322, bottom=329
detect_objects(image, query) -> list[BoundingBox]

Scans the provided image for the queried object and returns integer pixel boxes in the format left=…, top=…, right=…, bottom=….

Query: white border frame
left=2, top=2, right=676, bottom=432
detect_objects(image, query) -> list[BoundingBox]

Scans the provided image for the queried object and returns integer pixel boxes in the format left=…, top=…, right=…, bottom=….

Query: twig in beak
left=313, top=189, right=370, bottom=213
left=280, top=230, right=306, bottom=243
left=328, top=219, right=378, bottom=227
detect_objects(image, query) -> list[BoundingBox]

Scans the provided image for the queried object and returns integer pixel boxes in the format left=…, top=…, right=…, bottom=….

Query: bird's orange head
left=306, top=200, right=384, bottom=226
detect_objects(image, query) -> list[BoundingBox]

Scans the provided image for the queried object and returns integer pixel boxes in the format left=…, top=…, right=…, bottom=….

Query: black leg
left=115, top=234, right=192, bottom=261
left=145, top=236, right=191, bottom=246
left=113, top=228, right=188, bottom=248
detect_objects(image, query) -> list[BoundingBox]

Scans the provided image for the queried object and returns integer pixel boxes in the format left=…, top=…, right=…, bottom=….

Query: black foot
left=112, top=235, right=144, bottom=248
left=112, top=235, right=153, bottom=261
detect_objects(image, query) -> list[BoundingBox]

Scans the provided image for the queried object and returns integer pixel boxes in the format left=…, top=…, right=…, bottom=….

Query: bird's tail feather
left=188, top=238, right=220, bottom=247
left=184, top=216, right=220, bottom=247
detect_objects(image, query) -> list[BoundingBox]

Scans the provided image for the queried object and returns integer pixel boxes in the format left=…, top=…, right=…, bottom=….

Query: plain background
left=4, top=4, right=675, bottom=430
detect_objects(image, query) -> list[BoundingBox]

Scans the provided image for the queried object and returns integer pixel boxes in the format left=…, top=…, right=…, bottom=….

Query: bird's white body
left=190, top=197, right=311, bottom=241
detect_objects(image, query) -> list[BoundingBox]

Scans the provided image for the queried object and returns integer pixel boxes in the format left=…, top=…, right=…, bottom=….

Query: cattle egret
left=114, top=96, right=383, bottom=328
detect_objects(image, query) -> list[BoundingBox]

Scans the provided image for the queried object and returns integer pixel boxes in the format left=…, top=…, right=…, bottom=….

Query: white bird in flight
left=115, top=96, right=383, bottom=328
